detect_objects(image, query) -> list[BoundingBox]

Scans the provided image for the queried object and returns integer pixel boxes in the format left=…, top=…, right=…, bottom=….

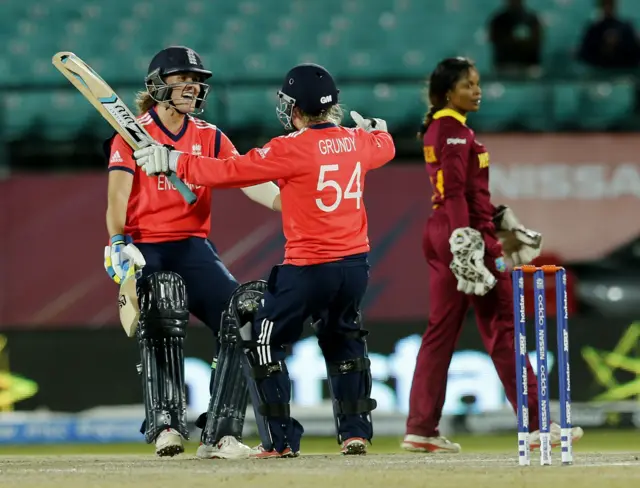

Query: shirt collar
left=149, top=106, right=189, bottom=142
left=433, top=108, right=467, bottom=125
left=308, top=122, right=337, bottom=129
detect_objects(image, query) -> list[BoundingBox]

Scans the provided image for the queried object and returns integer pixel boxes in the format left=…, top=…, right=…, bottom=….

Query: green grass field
left=0, top=429, right=637, bottom=455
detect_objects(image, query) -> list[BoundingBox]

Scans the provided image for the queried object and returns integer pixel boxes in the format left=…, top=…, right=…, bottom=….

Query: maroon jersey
left=423, top=109, right=500, bottom=255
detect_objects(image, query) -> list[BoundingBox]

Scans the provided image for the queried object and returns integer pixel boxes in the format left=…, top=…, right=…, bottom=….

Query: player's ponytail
left=134, top=90, right=157, bottom=115
left=417, top=57, right=476, bottom=140
left=299, top=104, right=344, bottom=127
left=417, top=105, right=444, bottom=140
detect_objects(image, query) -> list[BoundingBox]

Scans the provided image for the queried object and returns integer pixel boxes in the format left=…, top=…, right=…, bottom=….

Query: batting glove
left=133, top=144, right=182, bottom=176
left=350, top=110, right=388, bottom=133
left=104, top=234, right=146, bottom=284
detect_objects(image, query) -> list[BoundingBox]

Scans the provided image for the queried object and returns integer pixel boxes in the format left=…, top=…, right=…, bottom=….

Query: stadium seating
left=0, top=0, right=637, bottom=139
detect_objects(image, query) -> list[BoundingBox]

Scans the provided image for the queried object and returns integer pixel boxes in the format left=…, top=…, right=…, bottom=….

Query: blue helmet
left=145, top=46, right=212, bottom=115
left=276, top=63, right=340, bottom=130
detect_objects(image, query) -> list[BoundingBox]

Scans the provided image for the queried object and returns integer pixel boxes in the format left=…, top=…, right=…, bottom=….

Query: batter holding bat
left=104, top=46, right=281, bottom=458
left=133, top=63, right=395, bottom=457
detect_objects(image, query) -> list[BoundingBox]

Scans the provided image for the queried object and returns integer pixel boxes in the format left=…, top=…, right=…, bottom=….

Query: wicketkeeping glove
left=493, top=205, right=543, bottom=267
left=449, top=227, right=497, bottom=296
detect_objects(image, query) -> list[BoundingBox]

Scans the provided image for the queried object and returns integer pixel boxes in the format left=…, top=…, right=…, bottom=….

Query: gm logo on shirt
left=320, top=95, right=333, bottom=104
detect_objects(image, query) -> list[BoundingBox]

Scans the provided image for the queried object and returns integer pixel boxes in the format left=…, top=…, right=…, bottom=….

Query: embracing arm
left=240, top=182, right=281, bottom=211
left=134, top=138, right=295, bottom=192
left=216, top=130, right=282, bottom=211
left=173, top=142, right=294, bottom=188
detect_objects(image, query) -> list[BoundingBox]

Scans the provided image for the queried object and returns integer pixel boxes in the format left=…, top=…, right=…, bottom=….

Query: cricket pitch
left=0, top=452, right=638, bottom=488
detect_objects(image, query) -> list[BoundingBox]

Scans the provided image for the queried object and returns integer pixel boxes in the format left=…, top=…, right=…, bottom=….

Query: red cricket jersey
left=106, top=107, right=238, bottom=243
left=423, top=109, right=500, bottom=254
left=176, top=123, right=395, bottom=265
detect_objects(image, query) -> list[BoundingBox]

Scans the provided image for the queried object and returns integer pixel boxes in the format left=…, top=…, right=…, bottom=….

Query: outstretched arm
left=133, top=141, right=295, bottom=189
left=176, top=145, right=293, bottom=188
left=216, top=130, right=282, bottom=211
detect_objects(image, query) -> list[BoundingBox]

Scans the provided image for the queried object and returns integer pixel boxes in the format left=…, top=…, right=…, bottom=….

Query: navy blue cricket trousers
left=255, top=253, right=370, bottom=357
left=254, top=252, right=372, bottom=451
left=137, top=236, right=239, bottom=334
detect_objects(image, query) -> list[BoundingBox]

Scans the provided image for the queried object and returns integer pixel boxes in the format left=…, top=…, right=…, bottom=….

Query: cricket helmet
left=145, top=46, right=212, bottom=115
left=276, top=63, right=339, bottom=130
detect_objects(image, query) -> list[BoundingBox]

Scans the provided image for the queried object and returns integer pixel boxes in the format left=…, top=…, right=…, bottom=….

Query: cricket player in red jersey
left=134, top=63, right=395, bottom=457
left=401, top=57, right=583, bottom=453
left=104, top=46, right=281, bottom=459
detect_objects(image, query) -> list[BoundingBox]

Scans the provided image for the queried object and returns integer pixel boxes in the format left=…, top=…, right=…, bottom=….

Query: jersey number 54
left=316, top=162, right=362, bottom=212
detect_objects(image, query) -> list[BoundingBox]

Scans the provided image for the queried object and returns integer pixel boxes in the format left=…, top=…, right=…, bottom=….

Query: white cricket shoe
left=530, top=422, right=584, bottom=450
left=196, top=435, right=253, bottom=459
left=155, top=428, right=184, bottom=457
left=401, top=434, right=461, bottom=453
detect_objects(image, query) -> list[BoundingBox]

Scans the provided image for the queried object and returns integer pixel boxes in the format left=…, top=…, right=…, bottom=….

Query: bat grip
left=168, top=173, right=197, bottom=205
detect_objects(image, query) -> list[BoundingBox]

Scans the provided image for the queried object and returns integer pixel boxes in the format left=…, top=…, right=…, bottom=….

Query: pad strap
left=335, top=398, right=378, bottom=416
left=251, top=360, right=290, bottom=418
left=251, top=359, right=288, bottom=380
left=327, top=357, right=370, bottom=376
left=258, top=402, right=291, bottom=418
left=327, top=357, right=377, bottom=415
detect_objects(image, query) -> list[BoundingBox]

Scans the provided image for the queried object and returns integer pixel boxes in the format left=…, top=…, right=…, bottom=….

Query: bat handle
left=168, top=173, right=197, bottom=205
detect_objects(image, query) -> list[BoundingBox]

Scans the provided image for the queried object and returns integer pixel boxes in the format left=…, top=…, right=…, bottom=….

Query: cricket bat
left=118, top=264, right=140, bottom=338
left=51, top=51, right=197, bottom=205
